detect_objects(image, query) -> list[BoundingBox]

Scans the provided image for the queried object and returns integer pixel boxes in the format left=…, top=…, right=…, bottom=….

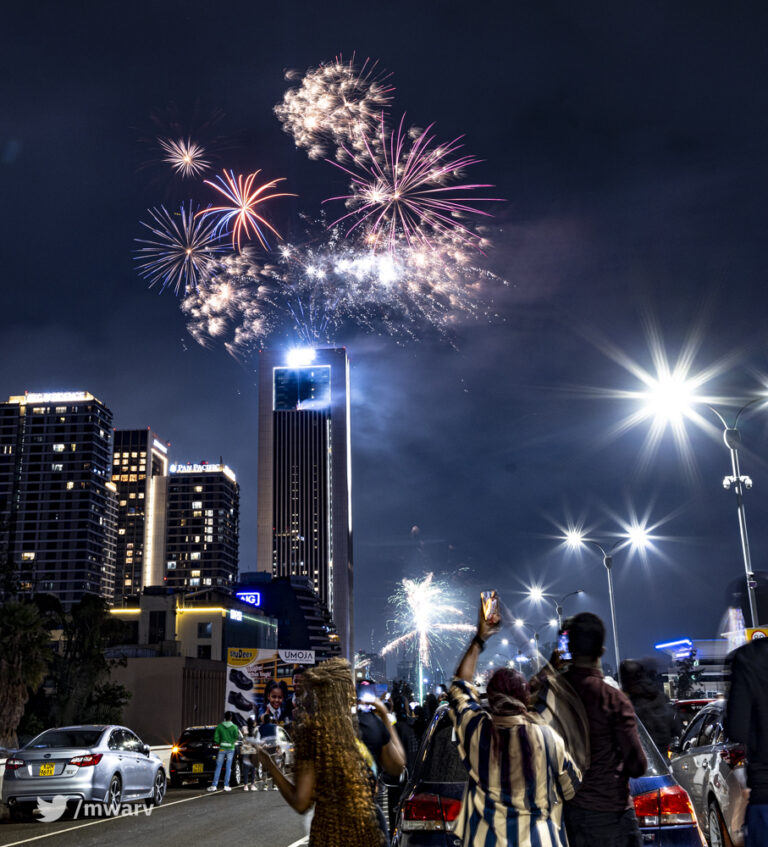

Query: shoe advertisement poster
left=226, top=648, right=315, bottom=725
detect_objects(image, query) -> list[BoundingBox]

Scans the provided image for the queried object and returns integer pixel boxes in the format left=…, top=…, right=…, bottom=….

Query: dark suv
left=169, top=726, right=242, bottom=788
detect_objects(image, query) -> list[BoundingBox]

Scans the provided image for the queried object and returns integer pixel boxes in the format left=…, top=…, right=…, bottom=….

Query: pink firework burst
left=198, top=169, right=296, bottom=251
left=324, top=116, right=503, bottom=251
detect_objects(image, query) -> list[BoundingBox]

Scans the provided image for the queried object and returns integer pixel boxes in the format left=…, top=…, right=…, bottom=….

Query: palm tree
left=0, top=601, right=51, bottom=748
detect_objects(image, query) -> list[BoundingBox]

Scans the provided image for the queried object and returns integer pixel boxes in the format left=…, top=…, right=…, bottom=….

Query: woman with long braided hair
left=256, top=657, right=386, bottom=847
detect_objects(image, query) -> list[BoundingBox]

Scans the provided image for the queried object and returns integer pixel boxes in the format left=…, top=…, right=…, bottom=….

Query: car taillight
left=633, top=786, right=696, bottom=827
left=720, top=746, right=747, bottom=768
left=401, top=793, right=460, bottom=832
left=69, top=754, right=103, bottom=767
left=659, top=785, right=695, bottom=825
left=4, top=758, right=24, bottom=771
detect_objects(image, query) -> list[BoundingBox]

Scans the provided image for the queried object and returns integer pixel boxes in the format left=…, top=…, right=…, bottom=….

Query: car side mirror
left=142, top=744, right=151, bottom=757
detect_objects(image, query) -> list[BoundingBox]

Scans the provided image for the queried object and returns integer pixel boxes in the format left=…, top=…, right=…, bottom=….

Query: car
left=670, top=699, right=748, bottom=847
left=168, top=725, right=243, bottom=788
left=391, top=704, right=705, bottom=847
left=256, top=724, right=294, bottom=770
left=2, top=725, right=166, bottom=820
left=673, top=699, right=718, bottom=731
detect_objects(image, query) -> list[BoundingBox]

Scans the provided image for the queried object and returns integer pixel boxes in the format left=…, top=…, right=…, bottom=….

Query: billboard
left=225, top=648, right=315, bottom=725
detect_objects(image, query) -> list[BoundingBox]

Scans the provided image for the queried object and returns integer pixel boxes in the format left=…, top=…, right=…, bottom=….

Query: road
left=0, top=785, right=308, bottom=847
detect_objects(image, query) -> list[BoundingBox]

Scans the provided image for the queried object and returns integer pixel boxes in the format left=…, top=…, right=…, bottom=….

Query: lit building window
left=21, top=552, right=35, bottom=561
left=192, top=501, right=203, bottom=509
left=66, top=481, right=74, bottom=490
left=190, top=578, right=200, bottom=586
left=194, top=486, right=203, bottom=493
left=190, top=552, right=201, bottom=560
left=53, top=443, right=65, bottom=452
left=118, top=529, right=126, bottom=535
left=191, top=570, right=201, bottom=577
left=167, top=561, right=177, bottom=569
left=51, top=463, right=63, bottom=472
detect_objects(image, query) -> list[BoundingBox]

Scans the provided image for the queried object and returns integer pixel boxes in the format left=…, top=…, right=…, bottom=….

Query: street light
left=555, top=590, right=585, bottom=629
left=644, top=380, right=762, bottom=626
left=565, top=526, right=651, bottom=674
left=514, top=617, right=558, bottom=671
left=528, top=586, right=585, bottom=629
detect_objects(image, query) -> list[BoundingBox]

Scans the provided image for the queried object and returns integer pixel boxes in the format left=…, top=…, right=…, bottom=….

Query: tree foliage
left=0, top=602, right=51, bottom=748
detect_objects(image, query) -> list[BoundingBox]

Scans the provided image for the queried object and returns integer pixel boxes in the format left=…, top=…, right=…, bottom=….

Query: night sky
left=4, top=2, right=768, bottom=670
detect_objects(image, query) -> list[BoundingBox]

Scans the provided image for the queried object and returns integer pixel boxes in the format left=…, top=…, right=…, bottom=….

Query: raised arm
left=257, top=751, right=315, bottom=814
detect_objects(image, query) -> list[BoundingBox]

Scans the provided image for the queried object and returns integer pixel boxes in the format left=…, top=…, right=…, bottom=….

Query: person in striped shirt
left=449, top=605, right=582, bottom=846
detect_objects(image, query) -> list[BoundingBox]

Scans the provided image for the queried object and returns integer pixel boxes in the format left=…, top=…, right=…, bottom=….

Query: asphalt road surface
left=0, top=785, right=308, bottom=847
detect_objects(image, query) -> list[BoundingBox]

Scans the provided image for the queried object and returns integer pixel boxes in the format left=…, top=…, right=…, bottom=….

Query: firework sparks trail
left=157, top=137, right=211, bottom=178
left=179, top=250, right=281, bottom=356
left=198, top=170, right=296, bottom=251
left=274, top=54, right=394, bottom=160
left=381, top=573, right=474, bottom=668
left=134, top=202, right=227, bottom=294
left=324, top=115, right=503, bottom=251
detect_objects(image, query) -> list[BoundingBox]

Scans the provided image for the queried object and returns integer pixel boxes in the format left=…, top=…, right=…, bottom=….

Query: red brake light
left=69, top=754, right=103, bottom=767
left=634, top=786, right=696, bottom=827
left=403, top=793, right=442, bottom=821
left=4, top=758, right=24, bottom=771
left=659, top=785, right=695, bottom=825
left=633, top=789, right=660, bottom=827
left=401, top=793, right=459, bottom=832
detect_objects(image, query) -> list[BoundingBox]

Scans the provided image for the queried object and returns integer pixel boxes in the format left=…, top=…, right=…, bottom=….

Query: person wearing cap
left=449, top=603, right=581, bottom=846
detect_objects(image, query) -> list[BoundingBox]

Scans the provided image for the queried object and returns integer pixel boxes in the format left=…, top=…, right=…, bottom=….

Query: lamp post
left=708, top=402, right=760, bottom=627
left=642, top=378, right=762, bottom=628
left=514, top=617, right=558, bottom=672
left=564, top=527, right=650, bottom=676
left=554, top=589, right=585, bottom=629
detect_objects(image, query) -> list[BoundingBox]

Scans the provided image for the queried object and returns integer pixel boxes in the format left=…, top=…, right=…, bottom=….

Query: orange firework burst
left=198, top=169, right=296, bottom=251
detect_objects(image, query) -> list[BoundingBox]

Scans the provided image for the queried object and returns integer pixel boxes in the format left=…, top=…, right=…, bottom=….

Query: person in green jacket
left=207, top=711, right=240, bottom=791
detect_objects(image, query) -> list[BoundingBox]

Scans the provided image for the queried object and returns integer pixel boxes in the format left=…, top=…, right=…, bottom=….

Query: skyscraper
left=257, top=347, right=353, bottom=659
left=0, top=391, right=116, bottom=606
left=111, top=429, right=169, bottom=604
left=165, top=462, right=239, bottom=592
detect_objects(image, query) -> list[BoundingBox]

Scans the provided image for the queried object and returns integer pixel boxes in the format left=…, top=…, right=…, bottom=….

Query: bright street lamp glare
left=644, top=373, right=695, bottom=424
left=565, top=529, right=584, bottom=548
left=514, top=618, right=524, bottom=628
left=529, top=586, right=544, bottom=603
left=549, top=618, right=558, bottom=627
left=501, top=638, right=509, bottom=646
left=626, top=524, right=650, bottom=548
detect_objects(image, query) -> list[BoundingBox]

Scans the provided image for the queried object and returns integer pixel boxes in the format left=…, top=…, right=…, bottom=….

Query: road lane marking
left=285, top=839, right=309, bottom=847
left=0, top=792, right=226, bottom=846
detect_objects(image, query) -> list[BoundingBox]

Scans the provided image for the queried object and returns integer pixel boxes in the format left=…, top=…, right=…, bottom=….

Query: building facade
left=0, top=391, right=116, bottom=606
left=112, top=429, right=169, bottom=604
left=256, top=348, right=354, bottom=659
left=165, top=462, right=239, bottom=592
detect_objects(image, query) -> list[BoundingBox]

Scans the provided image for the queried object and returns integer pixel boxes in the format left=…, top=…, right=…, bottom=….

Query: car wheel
left=708, top=801, right=734, bottom=847
left=105, top=774, right=122, bottom=811
left=233, top=758, right=242, bottom=786
left=150, top=769, right=167, bottom=806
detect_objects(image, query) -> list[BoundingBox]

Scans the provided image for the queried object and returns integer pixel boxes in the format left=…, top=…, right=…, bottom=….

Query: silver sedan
left=2, top=725, right=166, bottom=818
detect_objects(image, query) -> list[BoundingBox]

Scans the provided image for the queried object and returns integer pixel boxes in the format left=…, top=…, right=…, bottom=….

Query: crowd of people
left=203, top=602, right=767, bottom=847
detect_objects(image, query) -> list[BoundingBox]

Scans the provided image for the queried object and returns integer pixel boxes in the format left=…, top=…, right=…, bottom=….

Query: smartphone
left=481, top=590, right=499, bottom=623
left=558, top=630, right=572, bottom=661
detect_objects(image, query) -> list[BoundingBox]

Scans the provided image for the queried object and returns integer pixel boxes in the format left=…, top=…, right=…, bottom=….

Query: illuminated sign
left=170, top=463, right=237, bottom=482
left=10, top=391, right=93, bottom=405
left=235, top=591, right=262, bottom=608
left=229, top=609, right=243, bottom=622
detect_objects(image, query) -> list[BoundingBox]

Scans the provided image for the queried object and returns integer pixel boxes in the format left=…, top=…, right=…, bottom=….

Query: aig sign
left=235, top=591, right=261, bottom=608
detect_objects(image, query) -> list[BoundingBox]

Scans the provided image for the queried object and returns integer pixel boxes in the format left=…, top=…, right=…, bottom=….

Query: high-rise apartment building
left=111, top=429, right=169, bottom=604
left=256, top=347, right=353, bottom=659
left=0, top=391, right=116, bottom=606
left=165, top=462, right=239, bottom=592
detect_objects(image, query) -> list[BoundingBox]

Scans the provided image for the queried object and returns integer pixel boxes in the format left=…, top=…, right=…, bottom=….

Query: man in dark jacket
left=620, top=658, right=680, bottom=755
left=726, top=635, right=768, bottom=846
left=562, top=613, right=648, bottom=847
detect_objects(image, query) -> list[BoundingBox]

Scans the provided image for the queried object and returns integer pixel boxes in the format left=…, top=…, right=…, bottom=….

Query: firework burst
left=275, top=54, right=394, bottom=160
left=157, top=137, right=211, bottom=178
left=179, top=250, right=280, bottom=356
left=381, top=573, right=474, bottom=668
left=134, top=202, right=226, bottom=294
left=198, top=169, right=296, bottom=252
left=325, top=115, right=503, bottom=251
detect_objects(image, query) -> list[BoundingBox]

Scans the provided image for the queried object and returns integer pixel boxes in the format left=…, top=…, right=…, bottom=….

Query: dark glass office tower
left=0, top=391, right=116, bottom=606
left=165, top=462, right=239, bottom=592
left=257, top=348, right=353, bottom=659
left=112, top=429, right=169, bottom=603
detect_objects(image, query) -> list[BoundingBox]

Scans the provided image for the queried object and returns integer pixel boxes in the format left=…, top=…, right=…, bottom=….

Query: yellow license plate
left=192, top=763, right=203, bottom=773
left=39, top=763, right=55, bottom=776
